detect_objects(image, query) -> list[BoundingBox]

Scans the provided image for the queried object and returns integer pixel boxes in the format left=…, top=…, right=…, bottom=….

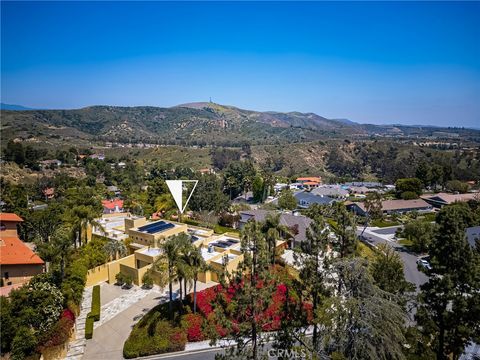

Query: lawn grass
left=398, top=238, right=414, bottom=250
left=123, top=301, right=187, bottom=358
left=370, top=219, right=401, bottom=228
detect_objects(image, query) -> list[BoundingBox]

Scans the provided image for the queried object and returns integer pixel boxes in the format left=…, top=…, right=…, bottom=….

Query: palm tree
left=69, top=205, right=104, bottom=247
left=183, top=246, right=206, bottom=313
left=104, top=239, right=127, bottom=261
left=161, top=234, right=182, bottom=316
left=261, top=213, right=292, bottom=264
left=174, top=234, right=194, bottom=300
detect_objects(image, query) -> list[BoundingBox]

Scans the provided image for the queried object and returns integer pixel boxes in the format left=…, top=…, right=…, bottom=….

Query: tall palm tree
left=261, top=213, right=292, bottom=264
left=174, top=234, right=194, bottom=300
left=160, top=234, right=183, bottom=316
left=182, top=246, right=206, bottom=313
left=104, top=239, right=127, bottom=261
left=69, top=205, right=104, bottom=247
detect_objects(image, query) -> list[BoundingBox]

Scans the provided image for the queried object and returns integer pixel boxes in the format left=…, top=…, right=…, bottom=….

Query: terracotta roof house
left=348, top=199, right=433, bottom=216
left=0, top=212, right=24, bottom=237
left=102, top=199, right=124, bottom=214
left=421, top=192, right=480, bottom=208
left=0, top=236, right=45, bottom=292
left=297, top=177, right=322, bottom=188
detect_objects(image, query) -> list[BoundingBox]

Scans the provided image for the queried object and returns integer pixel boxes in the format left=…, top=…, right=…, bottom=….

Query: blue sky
left=1, top=1, right=479, bottom=127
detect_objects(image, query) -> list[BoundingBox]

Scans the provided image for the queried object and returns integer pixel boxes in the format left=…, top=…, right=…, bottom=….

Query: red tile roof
left=0, top=237, right=44, bottom=265
left=0, top=213, right=24, bottom=222
left=101, top=199, right=124, bottom=210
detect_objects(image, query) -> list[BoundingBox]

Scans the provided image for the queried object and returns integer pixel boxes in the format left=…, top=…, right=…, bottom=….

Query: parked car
left=417, top=258, right=432, bottom=271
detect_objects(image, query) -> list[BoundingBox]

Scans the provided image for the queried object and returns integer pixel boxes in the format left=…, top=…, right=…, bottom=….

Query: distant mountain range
left=0, top=103, right=37, bottom=111
left=1, top=102, right=478, bottom=145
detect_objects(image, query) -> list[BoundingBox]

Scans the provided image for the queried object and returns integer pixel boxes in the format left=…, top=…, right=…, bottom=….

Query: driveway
left=357, top=227, right=428, bottom=289
left=83, top=281, right=218, bottom=360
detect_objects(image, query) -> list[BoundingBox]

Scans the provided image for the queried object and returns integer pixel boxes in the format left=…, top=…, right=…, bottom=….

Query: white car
left=417, top=258, right=432, bottom=271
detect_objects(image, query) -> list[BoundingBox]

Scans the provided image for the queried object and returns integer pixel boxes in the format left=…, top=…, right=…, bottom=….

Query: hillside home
left=0, top=213, right=44, bottom=294
left=102, top=199, right=124, bottom=214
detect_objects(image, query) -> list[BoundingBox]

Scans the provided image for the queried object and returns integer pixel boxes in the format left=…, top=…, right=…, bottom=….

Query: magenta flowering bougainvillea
left=184, top=265, right=312, bottom=341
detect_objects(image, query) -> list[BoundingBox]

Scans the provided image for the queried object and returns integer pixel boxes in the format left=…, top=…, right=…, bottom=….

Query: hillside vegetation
left=2, top=102, right=478, bottom=147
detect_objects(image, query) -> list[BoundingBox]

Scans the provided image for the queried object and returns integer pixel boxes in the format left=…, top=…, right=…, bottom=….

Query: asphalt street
left=357, top=227, right=428, bottom=289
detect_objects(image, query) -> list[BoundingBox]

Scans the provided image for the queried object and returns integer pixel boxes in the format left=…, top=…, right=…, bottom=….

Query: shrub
left=90, top=285, right=100, bottom=321
left=123, top=275, right=133, bottom=289
left=115, top=272, right=125, bottom=285
left=123, top=319, right=187, bottom=358
left=182, top=313, right=205, bottom=342
left=37, top=316, right=74, bottom=351
left=85, top=316, right=94, bottom=339
left=142, top=273, right=153, bottom=289
left=11, top=326, right=37, bottom=360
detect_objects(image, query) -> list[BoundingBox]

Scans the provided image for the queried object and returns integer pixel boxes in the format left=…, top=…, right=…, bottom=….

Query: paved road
left=371, top=226, right=402, bottom=236
left=357, top=227, right=428, bottom=289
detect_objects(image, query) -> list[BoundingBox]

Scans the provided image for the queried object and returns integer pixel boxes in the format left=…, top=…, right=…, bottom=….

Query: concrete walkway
left=65, top=286, right=93, bottom=360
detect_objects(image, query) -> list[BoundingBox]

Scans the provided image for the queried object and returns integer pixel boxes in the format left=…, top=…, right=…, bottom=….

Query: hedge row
left=90, top=285, right=101, bottom=321
left=85, top=317, right=94, bottom=340
left=85, top=285, right=100, bottom=339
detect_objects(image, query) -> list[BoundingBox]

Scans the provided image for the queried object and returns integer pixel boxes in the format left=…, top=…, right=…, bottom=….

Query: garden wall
left=86, top=255, right=136, bottom=286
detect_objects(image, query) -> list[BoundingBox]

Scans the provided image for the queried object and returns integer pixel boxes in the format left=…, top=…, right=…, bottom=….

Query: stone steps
left=64, top=286, right=92, bottom=360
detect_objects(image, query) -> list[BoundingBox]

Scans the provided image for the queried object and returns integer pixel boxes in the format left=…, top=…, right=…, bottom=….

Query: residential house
left=0, top=213, right=44, bottom=294
left=0, top=213, right=23, bottom=236
left=421, top=192, right=479, bottom=208
left=239, top=210, right=312, bottom=248
left=294, top=191, right=336, bottom=209
left=102, top=199, right=124, bottom=214
left=348, top=199, right=433, bottom=216
left=297, top=177, right=322, bottom=189
left=311, top=185, right=349, bottom=199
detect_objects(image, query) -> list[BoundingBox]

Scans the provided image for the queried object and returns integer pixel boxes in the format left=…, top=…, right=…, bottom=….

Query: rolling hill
left=1, top=102, right=478, bottom=146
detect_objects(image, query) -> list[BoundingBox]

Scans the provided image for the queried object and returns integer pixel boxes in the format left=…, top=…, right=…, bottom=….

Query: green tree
left=330, top=203, right=357, bottom=258
left=159, top=234, right=183, bottom=316
left=35, top=226, right=73, bottom=279
left=294, top=215, right=330, bottom=351
left=182, top=245, right=206, bottom=313
left=321, top=259, right=407, bottom=360
left=445, top=180, right=469, bottom=194
left=214, top=221, right=276, bottom=359
left=370, top=243, right=414, bottom=297
left=278, top=189, right=297, bottom=210
left=103, top=239, right=127, bottom=261
left=416, top=203, right=480, bottom=360
left=261, top=213, right=292, bottom=264
left=395, top=178, right=423, bottom=199
left=398, top=219, right=437, bottom=253
left=189, top=173, right=229, bottom=213
left=0, top=297, right=14, bottom=353
left=251, top=175, right=264, bottom=203
left=364, top=192, right=383, bottom=220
